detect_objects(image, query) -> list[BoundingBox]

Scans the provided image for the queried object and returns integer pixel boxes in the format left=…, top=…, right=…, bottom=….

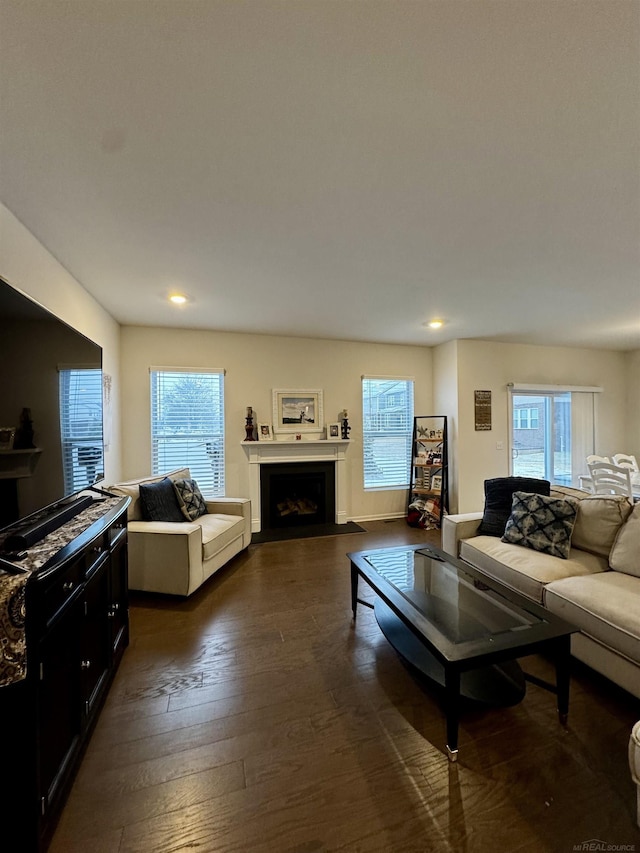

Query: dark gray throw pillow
left=502, top=491, right=579, bottom=559
left=173, top=478, right=208, bottom=521
left=139, top=477, right=185, bottom=522
left=477, top=476, right=551, bottom=537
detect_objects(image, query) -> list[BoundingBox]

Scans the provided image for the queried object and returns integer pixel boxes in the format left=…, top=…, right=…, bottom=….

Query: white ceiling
left=1, top=1, right=639, bottom=350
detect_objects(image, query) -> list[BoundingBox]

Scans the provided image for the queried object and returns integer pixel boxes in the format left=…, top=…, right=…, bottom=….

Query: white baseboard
left=350, top=512, right=406, bottom=523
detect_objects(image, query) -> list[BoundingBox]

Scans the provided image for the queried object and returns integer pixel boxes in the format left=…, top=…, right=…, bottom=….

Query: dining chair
left=612, top=453, right=639, bottom=472
left=578, top=475, right=594, bottom=493
left=579, top=455, right=611, bottom=492
left=587, top=462, right=634, bottom=500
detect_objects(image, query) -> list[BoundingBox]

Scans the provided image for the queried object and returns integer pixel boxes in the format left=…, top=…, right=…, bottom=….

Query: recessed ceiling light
left=169, top=293, right=188, bottom=305
left=427, top=319, right=443, bottom=329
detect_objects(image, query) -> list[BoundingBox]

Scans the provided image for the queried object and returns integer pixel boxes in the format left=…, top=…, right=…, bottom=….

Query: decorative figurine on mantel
left=13, top=407, right=35, bottom=449
left=341, top=409, right=351, bottom=441
left=244, top=406, right=257, bottom=441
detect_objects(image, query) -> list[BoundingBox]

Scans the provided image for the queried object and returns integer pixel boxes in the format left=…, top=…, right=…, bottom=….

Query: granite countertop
left=0, top=496, right=123, bottom=574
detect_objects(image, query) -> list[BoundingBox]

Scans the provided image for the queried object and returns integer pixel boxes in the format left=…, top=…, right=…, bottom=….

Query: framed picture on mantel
left=273, top=389, right=324, bottom=435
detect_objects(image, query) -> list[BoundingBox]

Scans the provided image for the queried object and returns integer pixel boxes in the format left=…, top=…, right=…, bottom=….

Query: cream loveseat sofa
left=108, top=468, right=251, bottom=596
left=442, top=488, right=640, bottom=700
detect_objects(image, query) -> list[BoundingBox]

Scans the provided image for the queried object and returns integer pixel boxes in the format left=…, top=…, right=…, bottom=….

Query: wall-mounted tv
left=0, top=277, right=104, bottom=529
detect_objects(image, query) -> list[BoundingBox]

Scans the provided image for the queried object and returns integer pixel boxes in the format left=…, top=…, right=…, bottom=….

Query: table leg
left=445, top=667, right=461, bottom=762
left=554, top=634, right=571, bottom=725
left=351, top=563, right=359, bottom=620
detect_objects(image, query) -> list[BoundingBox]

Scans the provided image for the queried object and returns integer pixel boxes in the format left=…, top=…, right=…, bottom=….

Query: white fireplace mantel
left=241, top=439, right=350, bottom=532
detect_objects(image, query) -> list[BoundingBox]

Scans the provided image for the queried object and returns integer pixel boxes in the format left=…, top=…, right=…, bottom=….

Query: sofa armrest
left=442, top=512, right=483, bottom=558
left=205, top=497, right=250, bottom=522
left=127, top=520, right=202, bottom=535
left=126, top=521, right=204, bottom=596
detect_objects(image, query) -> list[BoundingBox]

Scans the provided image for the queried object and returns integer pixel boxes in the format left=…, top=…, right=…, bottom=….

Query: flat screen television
left=0, top=277, right=104, bottom=531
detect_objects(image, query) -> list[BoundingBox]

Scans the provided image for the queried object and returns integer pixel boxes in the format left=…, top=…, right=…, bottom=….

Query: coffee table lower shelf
left=374, top=599, right=527, bottom=708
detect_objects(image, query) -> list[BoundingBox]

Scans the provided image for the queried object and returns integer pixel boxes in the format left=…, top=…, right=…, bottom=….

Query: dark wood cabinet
left=0, top=495, right=129, bottom=852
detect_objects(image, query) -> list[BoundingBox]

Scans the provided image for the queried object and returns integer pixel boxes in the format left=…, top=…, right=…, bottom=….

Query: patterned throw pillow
left=502, top=491, right=579, bottom=559
left=173, top=478, right=208, bottom=521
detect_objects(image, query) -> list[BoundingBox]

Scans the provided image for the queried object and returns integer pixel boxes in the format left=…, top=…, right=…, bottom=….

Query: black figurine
left=13, top=407, right=35, bottom=449
left=244, top=406, right=256, bottom=441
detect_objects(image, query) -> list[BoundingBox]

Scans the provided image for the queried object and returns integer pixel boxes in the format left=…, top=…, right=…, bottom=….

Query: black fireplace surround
left=260, top=462, right=336, bottom=531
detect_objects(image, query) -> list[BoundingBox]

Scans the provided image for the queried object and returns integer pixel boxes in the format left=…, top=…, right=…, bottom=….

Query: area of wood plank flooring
left=50, top=521, right=640, bottom=852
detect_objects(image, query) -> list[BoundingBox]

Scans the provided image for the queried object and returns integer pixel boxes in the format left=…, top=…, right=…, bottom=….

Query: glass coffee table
left=348, top=543, right=577, bottom=761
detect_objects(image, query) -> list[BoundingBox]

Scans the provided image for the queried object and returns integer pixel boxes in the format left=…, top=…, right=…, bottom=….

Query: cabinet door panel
left=81, top=556, right=111, bottom=721
left=109, top=533, right=129, bottom=661
left=38, top=596, right=83, bottom=817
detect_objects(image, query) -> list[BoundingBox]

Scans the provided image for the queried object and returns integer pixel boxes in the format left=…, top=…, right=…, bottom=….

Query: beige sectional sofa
left=107, top=468, right=251, bottom=596
left=442, top=490, right=640, bottom=700
left=631, top=721, right=640, bottom=827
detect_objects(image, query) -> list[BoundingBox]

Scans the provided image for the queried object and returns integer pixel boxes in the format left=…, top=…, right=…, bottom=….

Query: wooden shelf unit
left=407, top=415, right=449, bottom=530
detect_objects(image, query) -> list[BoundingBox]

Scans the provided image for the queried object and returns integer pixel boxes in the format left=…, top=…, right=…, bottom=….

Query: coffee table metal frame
left=348, top=543, right=577, bottom=761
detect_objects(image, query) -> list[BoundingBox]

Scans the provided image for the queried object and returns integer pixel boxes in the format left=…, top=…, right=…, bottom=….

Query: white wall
left=3, top=201, right=636, bottom=521
left=432, top=340, right=459, bottom=511
left=451, top=340, right=628, bottom=512
left=0, top=203, right=123, bottom=483
left=120, top=326, right=433, bottom=522
left=624, top=350, right=640, bottom=460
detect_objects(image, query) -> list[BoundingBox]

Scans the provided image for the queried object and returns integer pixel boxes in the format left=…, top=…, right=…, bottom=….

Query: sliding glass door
left=511, top=392, right=572, bottom=485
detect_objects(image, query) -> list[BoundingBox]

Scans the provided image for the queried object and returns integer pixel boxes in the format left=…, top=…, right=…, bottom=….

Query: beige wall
left=450, top=340, right=628, bottom=512
left=120, top=326, right=433, bottom=521
left=3, top=201, right=636, bottom=522
left=432, top=340, right=459, bottom=511
left=0, top=202, right=123, bottom=483
left=624, top=350, right=640, bottom=460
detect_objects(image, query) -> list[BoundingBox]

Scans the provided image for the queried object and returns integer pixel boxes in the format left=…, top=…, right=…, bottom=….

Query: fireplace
left=242, top=438, right=349, bottom=532
left=260, top=462, right=335, bottom=530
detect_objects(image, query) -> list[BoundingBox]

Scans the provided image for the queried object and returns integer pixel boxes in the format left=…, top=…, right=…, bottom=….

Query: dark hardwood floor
left=50, top=521, right=640, bottom=852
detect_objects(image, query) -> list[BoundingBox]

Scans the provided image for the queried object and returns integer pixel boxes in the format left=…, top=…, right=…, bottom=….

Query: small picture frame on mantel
left=327, top=423, right=340, bottom=439
left=258, top=423, right=273, bottom=441
left=0, top=427, right=16, bottom=450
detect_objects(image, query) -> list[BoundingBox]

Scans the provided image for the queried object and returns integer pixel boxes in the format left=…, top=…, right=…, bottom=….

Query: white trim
left=361, top=374, right=415, bottom=381
left=508, top=383, right=603, bottom=393
left=351, top=512, right=406, bottom=523
left=507, top=389, right=514, bottom=475
left=149, top=366, right=226, bottom=374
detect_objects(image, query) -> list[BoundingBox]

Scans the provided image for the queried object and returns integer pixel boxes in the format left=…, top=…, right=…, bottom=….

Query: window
left=362, top=377, right=414, bottom=489
left=509, top=384, right=601, bottom=487
left=513, top=407, right=539, bottom=429
left=59, top=367, right=104, bottom=493
left=150, top=368, right=225, bottom=497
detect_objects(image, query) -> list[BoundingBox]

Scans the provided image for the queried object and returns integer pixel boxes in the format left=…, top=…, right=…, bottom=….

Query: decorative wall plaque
left=474, top=390, right=492, bottom=431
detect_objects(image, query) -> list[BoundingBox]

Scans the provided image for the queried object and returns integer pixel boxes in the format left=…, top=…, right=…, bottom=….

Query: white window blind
left=150, top=368, right=225, bottom=497
left=59, top=367, right=104, bottom=494
left=362, top=377, right=414, bottom=490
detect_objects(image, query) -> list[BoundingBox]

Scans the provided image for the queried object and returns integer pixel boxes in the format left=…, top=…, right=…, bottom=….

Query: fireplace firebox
left=260, top=462, right=335, bottom=530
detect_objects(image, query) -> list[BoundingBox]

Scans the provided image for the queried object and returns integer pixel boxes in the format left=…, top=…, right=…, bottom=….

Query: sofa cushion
left=108, top=468, right=191, bottom=520
left=571, top=494, right=633, bottom=557
left=460, top=535, right=607, bottom=604
left=139, top=477, right=186, bottom=522
left=544, top=572, right=640, bottom=664
left=502, top=491, right=578, bottom=559
left=199, top=513, right=246, bottom=560
left=609, top=502, right=640, bottom=577
left=173, top=478, right=208, bottom=521
left=478, top=477, right=550, bottom=537
left=549, top=485, right=591, bottom=501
